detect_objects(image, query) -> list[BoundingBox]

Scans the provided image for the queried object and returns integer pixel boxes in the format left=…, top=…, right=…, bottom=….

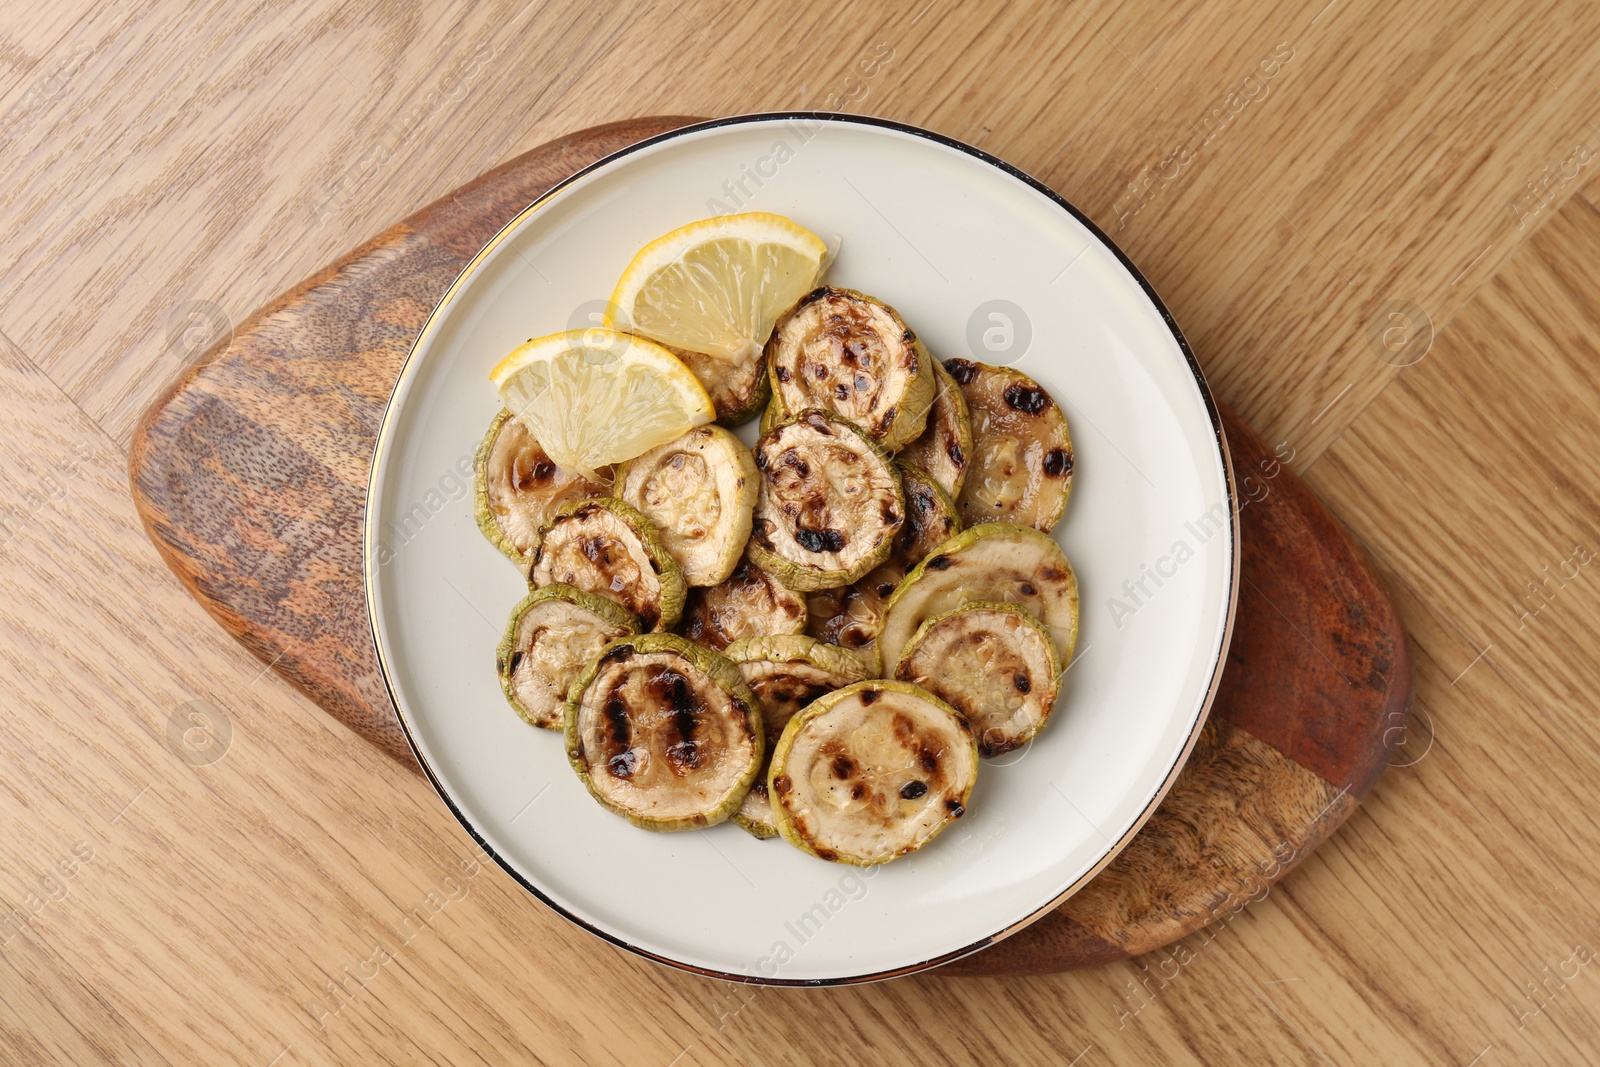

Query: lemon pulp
left=609, top=213, right=828, bottom=363
left=491, top=330, right=714, bottom=479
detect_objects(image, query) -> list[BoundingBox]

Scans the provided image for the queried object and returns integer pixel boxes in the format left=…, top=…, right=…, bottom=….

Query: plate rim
left=364, top=111, right=1240, bottom=986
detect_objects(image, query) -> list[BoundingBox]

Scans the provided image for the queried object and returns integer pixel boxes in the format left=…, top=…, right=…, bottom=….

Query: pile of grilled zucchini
left=477, top=284, right=1079, bottom=866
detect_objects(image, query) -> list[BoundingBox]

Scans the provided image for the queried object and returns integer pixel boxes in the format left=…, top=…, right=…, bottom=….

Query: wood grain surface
left=130, top=116, right=695, bottom=760
left=127, top=114, right=1410, bottom=979
left=5, top=0, right=1600, bottom=1062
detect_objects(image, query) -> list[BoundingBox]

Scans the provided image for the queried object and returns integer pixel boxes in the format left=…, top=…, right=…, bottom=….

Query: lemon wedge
left=490, top=330, right=714, bottom=479
left=607, top=213, right=828, bottom=364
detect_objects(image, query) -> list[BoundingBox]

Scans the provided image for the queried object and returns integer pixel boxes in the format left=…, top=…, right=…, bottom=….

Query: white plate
left=365, top=114, right=1237, bottom=984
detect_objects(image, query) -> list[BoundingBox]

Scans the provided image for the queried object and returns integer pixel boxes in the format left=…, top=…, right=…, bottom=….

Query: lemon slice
left=608, top=213, right=828, bottom=363
left=491, top=330, right=714, bottom=479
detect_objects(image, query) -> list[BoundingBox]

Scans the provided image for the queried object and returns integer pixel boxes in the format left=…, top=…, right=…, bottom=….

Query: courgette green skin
left=748, top=410, right=905, bottom=592
left=897, top=355, right=975, bottom=499
left=723, top=634, right=870, bottom=682
left=531, top=497, right=687, bottom=632
left=891, top=599, right=1062, bottom=756
left=764, top=286, right=938, bottom=452
left=877, top=522, right=1079, bottom=670
left=767, top=679, right=977, bottom=866
left=497, top=583, right=641, bottom=730
left=563, top=633, right=764, bottom=832
left=614, top=424, right=759, bottom=588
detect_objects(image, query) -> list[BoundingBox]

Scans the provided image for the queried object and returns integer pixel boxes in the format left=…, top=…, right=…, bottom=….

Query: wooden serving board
left=128, top=116, right=1411, bottom=976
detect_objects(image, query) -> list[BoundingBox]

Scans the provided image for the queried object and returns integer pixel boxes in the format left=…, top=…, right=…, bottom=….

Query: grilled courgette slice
left=565, top=634, right=763, bottom=832
left=732, top=779, right=780, bottom=839
left=769, top=680, right=977, bottom=865
left=804, top=561, right=904, bottom=677
left=800, top=466, right=953, bottom=672
left=749, top=410, right=904, bottom=592
left=680, top=554, right=808, bottom=651
left=727, top=635, right=870, bottom=735
left=877, top=523, right=1079, bottom=669
left=894, top=462, right=961, bottom=567
left=896, top=356, right=973, bottom=499
left=944, top=359, right=1073, bottom=532
left=892, top=601, right=1062, bottom=756
left=669, top=343, right=771, bottom=427
left=497, top=585, right=641, bottom=730
left=615, top=425, right=758, bottom=587
left=530, top=498, right=686, bottom=631
left=725, top=635, right=868, bottom=838
left=474, top=409, right=609, bottom=567
left=765, top=287, right=936, bottom=451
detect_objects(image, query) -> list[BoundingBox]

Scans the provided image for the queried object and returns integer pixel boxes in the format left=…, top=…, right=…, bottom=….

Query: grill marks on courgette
left=530, top=498, right=685, bottom=631
left=565, top=634, right=762, bottom=831
left=768, top=681, right=977, bottom=865
left=680, top=555, right=808, bottom=651
left=486, top=276, right=1087, bottom=866
left=765, top=287, right=936, bottom=451
left=475, top=409, right=609, bottom=567
left=749, top=411, right=904, bottom=591
left=893, top=601, right=1062, bottom=757
left=943, top=359, right=1073, bottom=532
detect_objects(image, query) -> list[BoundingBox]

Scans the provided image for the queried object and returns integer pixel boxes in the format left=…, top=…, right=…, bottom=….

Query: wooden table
left=2, top=2, right=1598, bottom=1063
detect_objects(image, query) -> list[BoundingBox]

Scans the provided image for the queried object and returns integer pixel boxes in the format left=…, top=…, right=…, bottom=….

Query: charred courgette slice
left=896, top=356, right=973, bottom=499
left=565, top=633, right=763, bottom=832
left=894, top=463, right=961, bottom=567
left=749, top=410, right=904, bottom=592
left=615, top=425, right=758, bottom=587
left=497, top=585, right=641, bottom=730
left=726, top=635, right=868, bottom=740
left=680, top=554, right=808, bottom=652
left=530, top=498, right=686, bottom=631
left=732, top=780, right=780, bottom=839
left=944, top=359, right=1074, bottom=532
left=669, top=343, right=771, bottom=427
left=877, top=523, right=1079, bottom=669
left=799, top=466, right=952, bottom=672
left=769, top=680, right=977, bottom=865
left=725, top=634, right=868, bottom=838
left=892, top=601, right=1062, bottom=757
left=765, top=287, right=936, bottom=451
left=474, top=409, right=609, bottom=567
left=804, top=561, right=905, bottom=677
